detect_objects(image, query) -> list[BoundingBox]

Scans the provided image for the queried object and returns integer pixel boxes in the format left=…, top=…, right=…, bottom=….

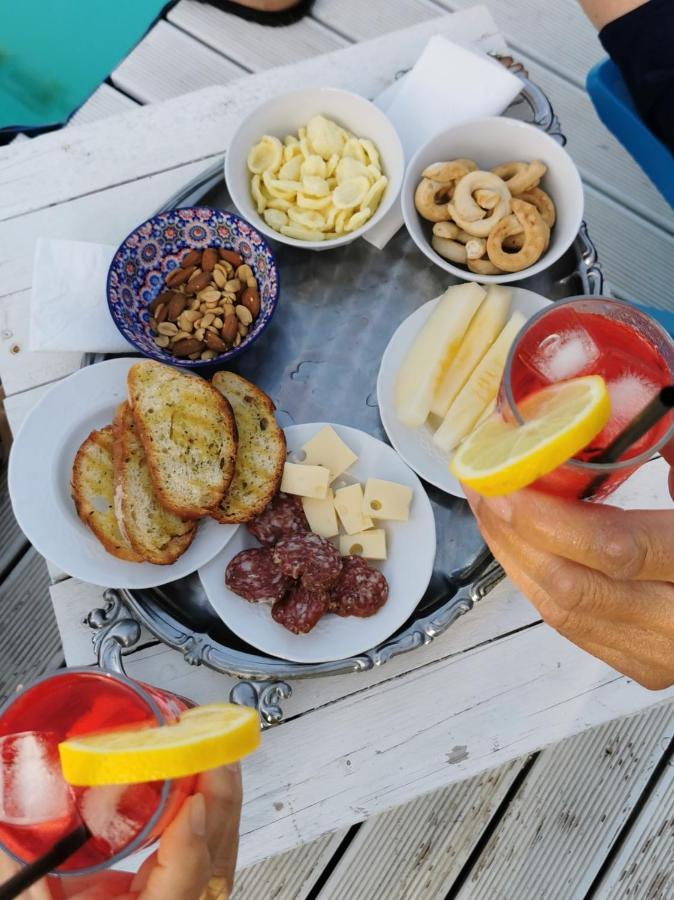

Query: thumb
left=136, top=794, right=211, bottom=900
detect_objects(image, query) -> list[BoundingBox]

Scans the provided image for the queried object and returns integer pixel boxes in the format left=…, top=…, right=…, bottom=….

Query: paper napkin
left=30, top=238, right=133, bottom=353
left=364, top=36, right=523, bottom=250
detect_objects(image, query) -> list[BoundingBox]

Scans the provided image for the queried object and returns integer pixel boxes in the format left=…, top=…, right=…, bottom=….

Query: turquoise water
left=0, top=0, right=167, bottom=130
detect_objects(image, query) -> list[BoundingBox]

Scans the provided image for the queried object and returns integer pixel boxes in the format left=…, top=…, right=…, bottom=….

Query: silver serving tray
left=87, top=61, right=604, bottom=724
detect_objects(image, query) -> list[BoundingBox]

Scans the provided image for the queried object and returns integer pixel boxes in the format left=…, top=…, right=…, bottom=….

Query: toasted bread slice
left=127, top=361, right=237, bottom=518
left=211, top=372, right=286, bottom=524
left=71, top=427, right=143, bottom=562
left=112, top=403, right=196, bottom=565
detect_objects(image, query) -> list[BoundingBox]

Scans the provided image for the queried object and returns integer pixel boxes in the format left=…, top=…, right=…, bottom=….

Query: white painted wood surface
left=3, top=2, right=674, bottom=891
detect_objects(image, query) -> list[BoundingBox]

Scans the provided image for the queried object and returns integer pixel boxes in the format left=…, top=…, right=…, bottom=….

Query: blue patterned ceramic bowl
left=107, top=207, right=280, bottom=368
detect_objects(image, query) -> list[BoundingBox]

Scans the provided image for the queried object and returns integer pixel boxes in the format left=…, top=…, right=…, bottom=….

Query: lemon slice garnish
left=450, top=375, right=611, bottom=496
left=58, top=703, right=260, bottom=786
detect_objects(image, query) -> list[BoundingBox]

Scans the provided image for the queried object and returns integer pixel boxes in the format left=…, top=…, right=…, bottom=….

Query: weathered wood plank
left=233, top=829, right=348, bottom=900
left=454, top=704, right=674, bottom=899
left=112, top=20, right=245, bottom=104
left=318, top=760, right=526, bottom=899
left=596, top=745, right=674, bottom=899
left=0, top=548, right=62, bottom=698
left=168, top=0, right=346, bottom=71
left=0, top=11, right=502, bottom=221
left=69, top=84, right=138, bottom=126
left=0, top=289, right=82, bottom=397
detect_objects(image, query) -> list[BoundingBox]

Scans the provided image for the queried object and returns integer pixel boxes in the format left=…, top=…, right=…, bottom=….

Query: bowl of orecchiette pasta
left=225, top=87, right=404, bottom=250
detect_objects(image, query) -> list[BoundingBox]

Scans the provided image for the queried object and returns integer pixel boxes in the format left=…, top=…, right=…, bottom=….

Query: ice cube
left=530, top=329, right=601, bottom=383
left=0, top=732, right=74, bottom=825
left=80, top=786, right=139, bottom=853
left=602, top=372, right=660, bottom=441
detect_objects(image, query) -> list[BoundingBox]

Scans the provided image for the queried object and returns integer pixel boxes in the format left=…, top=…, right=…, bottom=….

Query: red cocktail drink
left=499, top=297, right=674, bottom=499
left=0, top=669, right=195, bottom=876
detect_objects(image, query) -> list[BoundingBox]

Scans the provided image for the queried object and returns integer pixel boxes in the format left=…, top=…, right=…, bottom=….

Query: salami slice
left=272, top=532, right=342, bottom=588
left=329, top=555, right=388, bottom=618
left=272, top=583, right=329, bottom=634
left=246, top=492, right=309, bottom=547
left=225, top=548, right=290, bottom=603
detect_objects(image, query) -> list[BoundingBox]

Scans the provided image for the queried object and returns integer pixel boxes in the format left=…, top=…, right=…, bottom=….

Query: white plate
left=377, top=288, right=552, bottom=499
left=8, top=357, right=238, bottom=588
left=199, top=423, right=436, bottom=664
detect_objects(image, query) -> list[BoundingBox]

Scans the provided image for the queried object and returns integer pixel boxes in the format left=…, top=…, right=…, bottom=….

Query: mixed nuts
left=148, top=247, right=261, bottom=360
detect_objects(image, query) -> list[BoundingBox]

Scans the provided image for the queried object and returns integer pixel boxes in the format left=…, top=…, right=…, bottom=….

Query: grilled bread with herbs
left=112, top=402, right=196, bottom=564
left=211, top=372, right=286, bottom=523
left=71, top=426, right=143, bottom=561
left=127, top=361, right=237, bottom=519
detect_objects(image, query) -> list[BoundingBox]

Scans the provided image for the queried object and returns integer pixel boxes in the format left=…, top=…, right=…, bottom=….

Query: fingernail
left=190, top=792, right=207, bottom=837
left=483, top=495, right=513, bottom=522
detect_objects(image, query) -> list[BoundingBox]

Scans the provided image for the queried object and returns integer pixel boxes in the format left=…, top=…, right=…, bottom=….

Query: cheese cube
left=301, top=426, right=357, bottom=481
left=362, top=478, right=412, bottom=521
left=302, top=491, right=339, bottom=539
left=280, top=462, right=329, bottom=499
left=334, top=483, right=373, bottom=535
left=339, top=529, right=387, bottom=560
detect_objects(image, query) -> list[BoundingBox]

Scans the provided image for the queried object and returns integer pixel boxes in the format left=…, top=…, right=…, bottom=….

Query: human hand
left=0, top=764, right=242, bottom=900
left=465, top=442, right=674, bottom=690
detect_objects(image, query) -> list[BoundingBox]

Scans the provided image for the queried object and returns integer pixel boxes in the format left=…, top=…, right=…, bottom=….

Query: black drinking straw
left=580, top=386, right=674, bottom=500
left=0, top=823, right=90, bottom=900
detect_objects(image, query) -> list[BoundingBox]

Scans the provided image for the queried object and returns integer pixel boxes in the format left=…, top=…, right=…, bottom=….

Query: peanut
left=197, top=287, right=220, bottom=303
left=154, top=335, right=170, bottom=348
left=201, top=350, right=217, bottom=361
left=213, top=317, right=224, bottom=329
left=237, top=322, right=248, bottom=337
left=235, top=305, right=253, bottom=326
left=157, top=322, right=179, bottom=336
left=236, top=264, right=254, bottom=283
left=225, top=278, right=241, bottom=293
left=212, top=268, right=227, bottom=289
left=200, top=313, right=215, bottom=328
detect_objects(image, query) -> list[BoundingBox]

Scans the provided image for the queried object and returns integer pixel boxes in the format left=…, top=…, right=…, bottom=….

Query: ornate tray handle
left=89, top=590, right=291, bottom=726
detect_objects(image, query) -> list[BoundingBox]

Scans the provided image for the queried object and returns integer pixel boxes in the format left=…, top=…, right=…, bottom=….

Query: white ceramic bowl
left=401, top=117, right=584, bottom=284
left=225, top=87, right=404, bottom=251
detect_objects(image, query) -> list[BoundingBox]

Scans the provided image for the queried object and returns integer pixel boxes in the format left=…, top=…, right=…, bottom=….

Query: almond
left=240, top=287, right=260, bottom=317
left=182, top=249, right=202, bottom=268
left=221, top=314, right=238, bottom=343
left=187, top=271, right=212, bottom=294
left=172, top=338, right=206, bottom=357
left=165, top=265, right=195, bottom=288
left=206, top=331, right=227, bottom=353
left=150, top=290, right=172, bottom=314
left=218, top=249, right=243, bottom=267
left=166, top=292, right=188, bottom=321
left=202, top=248, right=218, bottom=272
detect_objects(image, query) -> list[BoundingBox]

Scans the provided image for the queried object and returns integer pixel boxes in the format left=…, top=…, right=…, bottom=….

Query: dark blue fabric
left=599, top=0, right=674, bottom=152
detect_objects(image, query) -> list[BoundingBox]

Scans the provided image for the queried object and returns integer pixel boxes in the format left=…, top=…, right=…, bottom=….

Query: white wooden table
left=2, top=4, right=674, bottom=896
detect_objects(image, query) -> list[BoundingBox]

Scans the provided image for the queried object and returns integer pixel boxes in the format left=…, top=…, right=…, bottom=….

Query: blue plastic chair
left=587, top=59, right=674, bottom=209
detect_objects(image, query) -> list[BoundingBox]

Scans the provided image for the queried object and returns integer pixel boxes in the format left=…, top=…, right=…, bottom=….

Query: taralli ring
left=421, top=159, right=477, bottom=183
left=452, top=171, right=511, bottom=224
left=514, top=186, right=556, bottom=228
left=448, top=199, right=509, bottom=239
left=492, top=159, right=547, bottom=195
left=414, top=178, right=453, bottom=222
left=486, top=198, right=550, bottom=273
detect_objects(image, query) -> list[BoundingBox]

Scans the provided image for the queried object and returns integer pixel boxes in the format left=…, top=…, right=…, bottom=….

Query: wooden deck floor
left=1, top=1, right=673, bottom=896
